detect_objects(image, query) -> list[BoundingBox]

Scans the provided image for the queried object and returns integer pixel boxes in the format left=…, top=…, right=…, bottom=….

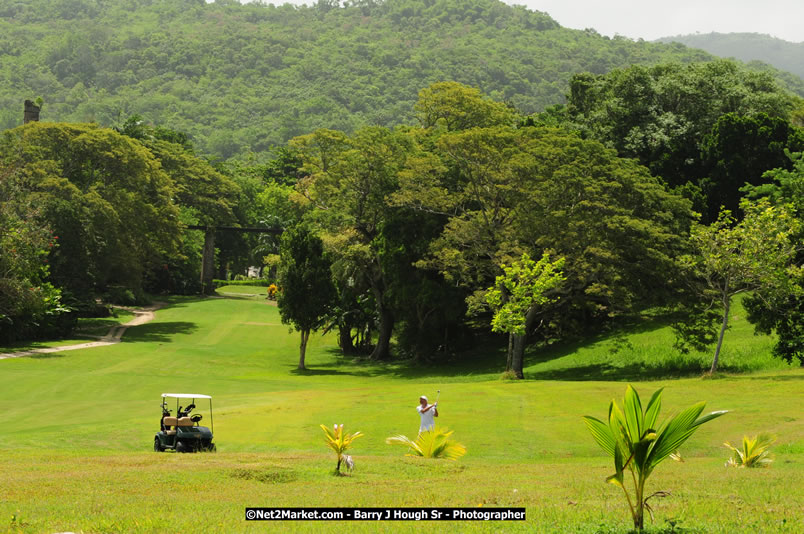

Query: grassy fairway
left=1, top=288, right=802, bottom=533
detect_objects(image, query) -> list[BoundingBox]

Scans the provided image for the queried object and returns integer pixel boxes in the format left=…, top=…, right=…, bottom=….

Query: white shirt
left=417, top=404, right=436, bottom=433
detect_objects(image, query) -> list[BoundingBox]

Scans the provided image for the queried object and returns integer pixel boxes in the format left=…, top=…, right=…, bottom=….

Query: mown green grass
left=1, top=288, right=801, bottom=533
left=215, top=284, right=273, bottom=298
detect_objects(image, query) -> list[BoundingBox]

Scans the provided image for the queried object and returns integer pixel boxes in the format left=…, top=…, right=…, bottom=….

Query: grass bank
left=1, top=289, right=801, bottom=532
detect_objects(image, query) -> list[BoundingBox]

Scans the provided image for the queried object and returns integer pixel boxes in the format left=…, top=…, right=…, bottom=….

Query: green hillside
left=657, top=32, right=804, bottom=81
left=0, top=0, right=733, bottom=158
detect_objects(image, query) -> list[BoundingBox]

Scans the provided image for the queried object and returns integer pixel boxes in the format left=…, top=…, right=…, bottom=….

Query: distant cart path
left=0, top=302, right=166, bottom=360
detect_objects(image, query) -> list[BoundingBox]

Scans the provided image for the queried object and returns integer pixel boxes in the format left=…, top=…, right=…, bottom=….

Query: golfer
left=417, top=395, right=438, bottom=433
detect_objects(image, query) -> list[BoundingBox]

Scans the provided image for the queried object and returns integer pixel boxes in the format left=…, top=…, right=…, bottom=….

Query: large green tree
left=679, top=199, right=802, bottom=372
left=742, top=152, right=804, bottom=365
left=0, top=122, right=180, bottom=300
left=414, top=81, right=517, bottom=131
left=116, top=116, right=242, bottom=292
left=397, top=119, right=695, bottom=374
left=291, top=126, right=414, bottom=360
left=0, top=163, right=68, bottom=342
left=276, top=224, right=337, bottom=370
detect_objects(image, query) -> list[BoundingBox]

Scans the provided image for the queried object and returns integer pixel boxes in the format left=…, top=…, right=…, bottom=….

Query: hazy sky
left=523, top=1, right=803, bottom=43
left=243, top=1, right=802, bottom=43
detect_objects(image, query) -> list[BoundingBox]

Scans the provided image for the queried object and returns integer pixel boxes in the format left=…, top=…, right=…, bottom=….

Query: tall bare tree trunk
left=200, top=227, right=216, bottom=295
left=299, top=329, right=310, bottom=370
left=368, top=276, right=394, bottom=360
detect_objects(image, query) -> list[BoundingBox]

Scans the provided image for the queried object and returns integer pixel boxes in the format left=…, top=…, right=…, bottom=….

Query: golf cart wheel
left=153, top=437, right=164, bottom=452
left=175, top=440, right=189, bottom=453
left=207, top=443, right=216, bottom=452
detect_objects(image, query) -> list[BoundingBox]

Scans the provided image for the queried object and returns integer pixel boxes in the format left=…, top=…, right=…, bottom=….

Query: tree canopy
left=0, top=122, right=180, bottom=299
left=276, top=224, right=337, bottom=370
left=4, top=62, right=804, bottom=375
left=565, top=60, right=803, bottom=221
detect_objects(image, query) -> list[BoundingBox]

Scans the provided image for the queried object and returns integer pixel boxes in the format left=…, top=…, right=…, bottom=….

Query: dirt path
left=0, top=301, right=166, bottom=360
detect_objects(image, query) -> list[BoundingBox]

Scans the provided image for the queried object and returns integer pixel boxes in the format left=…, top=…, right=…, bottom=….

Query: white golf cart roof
left=161, top=393, right=212, bottom=399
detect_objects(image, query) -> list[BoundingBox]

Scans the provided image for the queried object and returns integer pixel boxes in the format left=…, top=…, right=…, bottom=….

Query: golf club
left=435, top=389, right=440, bottom=406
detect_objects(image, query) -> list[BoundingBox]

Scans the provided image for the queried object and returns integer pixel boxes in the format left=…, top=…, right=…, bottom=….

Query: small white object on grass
left=343, top=454, right=355, bottom=472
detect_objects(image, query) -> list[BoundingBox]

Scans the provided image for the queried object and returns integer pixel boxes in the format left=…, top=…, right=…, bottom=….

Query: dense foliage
left=742, top=153, right=804, bottom=364
left=280, top=82, right=703, bottom=370
left=564, top=60, right=803, bottom=221
left=0, top=122, right=180, bottom=301
left=0, top=119, right=245, bottom=339
left=0, top=163, right=69, bottom=342
left=0, top=0, right=769, bottom=159
left=2, top=0, right=803, bottom=374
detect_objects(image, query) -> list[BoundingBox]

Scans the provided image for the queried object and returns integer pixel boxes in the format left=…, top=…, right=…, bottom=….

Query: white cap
left=419, top=395, right=428, bottom=402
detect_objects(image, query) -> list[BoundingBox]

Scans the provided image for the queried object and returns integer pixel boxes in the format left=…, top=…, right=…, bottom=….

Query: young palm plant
left=320, top=424, right=363, bottom=474
left=386, top=427, right=467, bottom=460
left=583, top=386, right=727, bottom=531
left=724, top=433, right=775, bottom=468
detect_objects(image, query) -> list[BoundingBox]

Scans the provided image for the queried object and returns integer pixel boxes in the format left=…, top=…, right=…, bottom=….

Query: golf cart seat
left=163, top=416, right=178, bottom=434
left=177, top=417, right=194, bottom=427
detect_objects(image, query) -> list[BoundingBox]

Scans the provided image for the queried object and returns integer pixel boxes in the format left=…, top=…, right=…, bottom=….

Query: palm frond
left=386, top=427, right=466, bottom=460
left=725, top=433, right=775, bottom=468
left=385, top=434, right=423, bottom=456
left=583, top=385, right=727, bottom=531
left=320, top=424, right=362, bottom=457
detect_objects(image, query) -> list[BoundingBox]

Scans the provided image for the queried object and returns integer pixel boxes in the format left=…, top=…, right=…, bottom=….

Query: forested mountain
left=3, top=0, right=794, bottom=158
left=657, top=33, right=804, bottom=81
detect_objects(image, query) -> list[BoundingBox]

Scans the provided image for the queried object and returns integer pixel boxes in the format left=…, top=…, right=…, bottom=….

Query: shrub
left=0, top=282, right=73, bottom=344
left=213, top=279, right=273, bottom=288
left=104, top=286, right=137, bottom=306
left=500, top=369, right=519, bottom=380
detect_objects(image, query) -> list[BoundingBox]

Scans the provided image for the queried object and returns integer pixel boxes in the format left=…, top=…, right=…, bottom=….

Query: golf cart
left=154, top=393, right=215, bottom=453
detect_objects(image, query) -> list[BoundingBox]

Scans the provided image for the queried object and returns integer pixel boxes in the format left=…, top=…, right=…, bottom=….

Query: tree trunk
left=200, top=228, right=216, bottom=295
left=510, top=333, right=526, bottom=379
left=299, top=329, right=310, bottom=370
left=370, top=304, right=394, bottom=360
left=506, top=333, right=514, bottom=371
left=338, top=325, right=354, bottom=354
left=509, top=305, right=541, bottom=379
left=634, top=475, right=645, bottom=530
left=710, top=296, right=730, bottom=373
